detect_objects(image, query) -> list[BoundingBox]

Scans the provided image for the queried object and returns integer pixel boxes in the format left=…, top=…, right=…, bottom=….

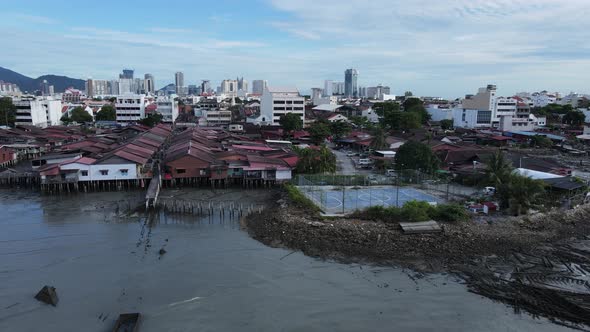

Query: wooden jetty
left=399, top=220, right=442, bottom=234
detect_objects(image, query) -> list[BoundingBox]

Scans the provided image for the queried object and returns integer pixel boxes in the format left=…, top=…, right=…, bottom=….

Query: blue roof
left=506, top=131, right=565, bottom=141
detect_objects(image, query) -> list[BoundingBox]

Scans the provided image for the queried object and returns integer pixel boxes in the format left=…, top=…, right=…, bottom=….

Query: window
left=81, top=170, right=88, bottom=176
left=286, top=100, right=293, bottom=104
left=273, top=100, right=286, bottom=104
left=293, top=100, right=304, bottom=104
left=120, top=169, right=129, bottom=175
left=177, top=169, right=186, bottom=174
left=199, top=169, right=207, bottom=176
left=274, top=107, right=285, bottom=111
left=99, top=170, right=109, bottom=176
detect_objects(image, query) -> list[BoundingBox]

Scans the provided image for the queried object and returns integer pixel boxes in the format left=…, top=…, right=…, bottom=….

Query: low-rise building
left=115, top=94, right=147, bottom=123
left=155, top=95, right=179, bottom=123
left=13, top=96, right=63, bottom=128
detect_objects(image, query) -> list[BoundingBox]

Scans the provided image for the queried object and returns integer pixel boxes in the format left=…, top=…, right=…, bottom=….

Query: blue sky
left=1, top=0, right=589, bottom=98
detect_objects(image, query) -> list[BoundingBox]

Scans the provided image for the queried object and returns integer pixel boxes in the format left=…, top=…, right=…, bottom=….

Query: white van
left=358, top=158, right=372, bottom=165
left=386, top=169, right=396, bottom=177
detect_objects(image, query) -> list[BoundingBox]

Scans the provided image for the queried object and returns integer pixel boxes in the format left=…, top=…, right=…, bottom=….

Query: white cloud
left=10, top=13, right=58, bottom=25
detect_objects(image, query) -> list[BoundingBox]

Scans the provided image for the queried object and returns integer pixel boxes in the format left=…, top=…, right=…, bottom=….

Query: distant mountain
left=0, top=66, right=85, bottom=93
left=158, top=83, right=176, bottom=93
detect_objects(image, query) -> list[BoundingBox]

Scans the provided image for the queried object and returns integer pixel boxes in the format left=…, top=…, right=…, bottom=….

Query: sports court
left=298, top=185, right=442, bottom=214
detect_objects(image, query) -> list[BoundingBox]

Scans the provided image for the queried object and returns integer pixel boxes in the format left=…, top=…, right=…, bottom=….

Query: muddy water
left=0, top=189, right=576, bottom=331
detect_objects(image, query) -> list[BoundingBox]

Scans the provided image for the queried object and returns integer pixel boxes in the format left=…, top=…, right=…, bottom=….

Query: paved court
left=298, top=185, right=441, bottom=214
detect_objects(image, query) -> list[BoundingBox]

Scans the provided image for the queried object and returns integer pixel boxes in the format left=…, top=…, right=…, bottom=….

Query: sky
left=1, top=0, right=589, bottom=98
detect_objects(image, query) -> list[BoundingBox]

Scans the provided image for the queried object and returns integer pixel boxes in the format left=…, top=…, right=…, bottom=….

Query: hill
left=0, top=66, right=85, bottom=93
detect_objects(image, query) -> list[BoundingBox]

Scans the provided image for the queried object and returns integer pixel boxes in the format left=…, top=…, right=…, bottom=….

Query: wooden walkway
left=399, top=220, right=442, bottom=234
left=145, top=169, right=161, bottom=208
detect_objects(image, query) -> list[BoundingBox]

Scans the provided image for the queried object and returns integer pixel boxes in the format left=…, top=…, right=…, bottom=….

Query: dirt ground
left=245, top=195, right=590, bottom=330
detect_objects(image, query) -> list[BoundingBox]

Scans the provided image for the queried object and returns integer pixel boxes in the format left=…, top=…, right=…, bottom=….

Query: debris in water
left=159, top=248, right=167, bottom=255
left=34, top=286, right=58, bottom=306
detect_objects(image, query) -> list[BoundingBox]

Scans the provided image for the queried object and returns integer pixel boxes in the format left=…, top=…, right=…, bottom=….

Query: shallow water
left=0, top=189, right=575, bottom=331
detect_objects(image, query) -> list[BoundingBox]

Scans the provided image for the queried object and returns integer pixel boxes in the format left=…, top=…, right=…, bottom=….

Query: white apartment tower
left=13, top=96, right=62, bottom=128
left=115, top=94, right=147, bottom=123
left=260, top=86, right=305, bottom=125
left=155, top=95, right=179, bottom=123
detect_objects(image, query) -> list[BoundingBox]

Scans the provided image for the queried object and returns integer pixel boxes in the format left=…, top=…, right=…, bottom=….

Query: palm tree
left=506, top=174, right=545, bottom=215
left=486, top=151, right=513, bottom=186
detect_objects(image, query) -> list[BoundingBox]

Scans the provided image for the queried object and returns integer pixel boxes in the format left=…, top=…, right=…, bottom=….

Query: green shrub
left=432, top=204, right=469, bottom=222
left=284, top=183, right=320, bottom=213
left=401, top=200, right=434, bottom=222
left=350, top=202, right=470, bottom=223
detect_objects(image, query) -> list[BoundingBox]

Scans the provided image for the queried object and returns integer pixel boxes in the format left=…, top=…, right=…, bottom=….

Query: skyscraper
left=201, top=80, right=211, bottom=95
left=323, top=80, right=333, bottom=97
left=252, top=80, right=267, bottom=95
left=144, top=73, right=155, bottom=94
left=119, top=69, right=134, bottom=79
left=344, top=68, right=358, bottom=98
left=175, top=72, right=185, bottom=95
left=237, top=77, right=248, bottom=92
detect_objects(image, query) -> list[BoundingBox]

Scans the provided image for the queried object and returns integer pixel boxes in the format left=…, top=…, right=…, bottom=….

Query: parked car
left=385, top=169, right=396, bottom=177
left=482, top=186, right=496, bottom=195
left=358, top=158, right=373, bottom=165
left=346, top=152, right=357, bottom=157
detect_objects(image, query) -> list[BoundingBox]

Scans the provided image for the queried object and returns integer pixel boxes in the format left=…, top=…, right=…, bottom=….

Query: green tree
left=60, top=113, right=72, bottom=124
left=69, top=107, right=93, bottom=122
left=309, top=120, right=332, bottom=145
left=485, top=151, right=513, bottom=187
left=406, top=104, right=431, bottom=124
left=279, top=113, right=303, bottom=133
left=95, top=105, right=116, bottom=121
left=440, top=119, right=454, bottom=130
left=139, top=112, right=163, bottom=127
left=394, top=141, right=439, bottom=173
left=402, top=97, right=422, bottom=111
left=294, top=145, right=336, bottom=173
left=399, top=112, right=421, bottom=131
left=497, top=174, right=545, bottom=215
left=374, top=101, right=401, bottom=130
left=370, top=127, right=388, bottom=150
left=404, top=91, right=413, bottom=97
left=331, top=120, right=351, bottom=139
left=530, top=135, right=553, bottom=148
left=563, top=110, right=586, bottom=126
left=0, top=97, right=17, bottom=127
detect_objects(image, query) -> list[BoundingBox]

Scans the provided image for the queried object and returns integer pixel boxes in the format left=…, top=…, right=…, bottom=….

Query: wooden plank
left=399, top=220, right=442, bottom=234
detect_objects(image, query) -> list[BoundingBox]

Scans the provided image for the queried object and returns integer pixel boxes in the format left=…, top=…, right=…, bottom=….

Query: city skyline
left=1, top=0, right=589, bottom=98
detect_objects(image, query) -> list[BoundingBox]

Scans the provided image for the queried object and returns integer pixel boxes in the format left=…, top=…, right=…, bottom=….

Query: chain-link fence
left=295, top=171, right=478, bottom=214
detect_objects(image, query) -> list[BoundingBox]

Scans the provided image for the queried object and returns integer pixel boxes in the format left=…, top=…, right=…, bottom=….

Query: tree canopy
left=562, top=110, right=586, bottom=126
left=440, top=119, right=454, bottom=130
left=139, top=112, right=163, bottom=127
left=62, top=107, right=92, bottom=124
left=294, top=145, right=336, bottom=174
left=308, top=120, right=332, bottom=145
left=330, top=120, right=352, bottom=140
left=95, top=105, right=116, bottom=121
left=486, top=151, right=513, bottom=186
left=279, top=112, right=303, bottom=132
left=0, top=97, right=16, bottom=127
left=394, top=141, right=439, bottom=173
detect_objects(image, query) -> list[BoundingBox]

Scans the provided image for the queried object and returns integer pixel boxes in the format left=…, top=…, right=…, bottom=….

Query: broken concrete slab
left=34, top=286, right=58, bottom=306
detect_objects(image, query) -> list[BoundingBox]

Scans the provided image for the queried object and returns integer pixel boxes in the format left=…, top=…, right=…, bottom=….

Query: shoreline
left=244, top=195, right=590, bottom=329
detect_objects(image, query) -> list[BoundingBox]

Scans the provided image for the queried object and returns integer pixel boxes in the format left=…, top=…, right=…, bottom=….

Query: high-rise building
left=344, top=68, right=358, bottom=98
left=144, top=74, right=155, bottom=94
left=133, top=78, right=144, bottom=94
left=175, top=72, right=185, bottom=95
left=188, top=85, right=199, bottom=95
left=237, top=77, right=248, bottom=92
left=252, top=80, right=267, bottom=95
left=323, top=80, right=333, bottom=96
left=119, top=69, right=134, bottom=79
left=332, top=82, right=345, bottom=95
left=86, top=79, right=109, bottom=97
left=118, top=79, right=133, bottom=94
left=201, top=80, right=211, bottom=95
left=221, top=79, right=238, bottom=96
left=108, top=80, right=119, bottom=95
left=260, top=86, right=305, bottom=126
left=40, top=80, right=50, bottom=96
